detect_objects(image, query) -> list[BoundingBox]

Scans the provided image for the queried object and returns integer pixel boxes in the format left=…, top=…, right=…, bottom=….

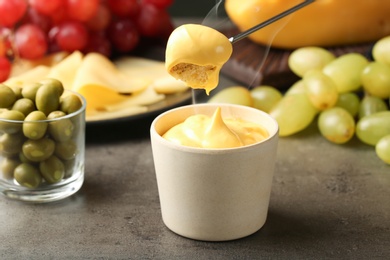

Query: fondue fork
left=229, top=0, right=315, bottom=44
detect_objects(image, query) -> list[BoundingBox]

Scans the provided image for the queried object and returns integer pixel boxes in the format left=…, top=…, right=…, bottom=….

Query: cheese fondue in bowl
left=150, top=103, right=279, bottom=241
left=162, top=107, right=269, bottom=148
left=165, top=24, right=233, bottom=94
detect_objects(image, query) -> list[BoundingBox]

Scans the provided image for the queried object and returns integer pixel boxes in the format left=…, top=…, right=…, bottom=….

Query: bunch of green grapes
left=286, top=35, right=390, bottom=164
left=209, top=35, right=390, bottom=165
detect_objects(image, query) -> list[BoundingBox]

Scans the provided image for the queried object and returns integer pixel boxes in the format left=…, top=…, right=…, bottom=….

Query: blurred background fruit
left=225, top=0, right=390, bottom=49
left=0, top=0, right=176, bottom=82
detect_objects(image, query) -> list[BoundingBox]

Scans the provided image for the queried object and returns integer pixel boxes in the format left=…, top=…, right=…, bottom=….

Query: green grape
left=208, top=86, right=253, bottom=107
left=318, top=107, right=355, bottom=144
left=285, top=80, right=306, bottom=96
left=361, top=62, right=390, bottom=99
left=322, top=53, right=369, bottom=93
left=375, top=134, right=390, bottom=165
left=303, top=69, right=339, bottom=110
left=335, top=92, right=360, bottom=118
left=250, top=85, right=282, bottom=112
left=288, top=46, right=335, bottom=77
left=356, top=111, right=390, bottom=146
left=372, top=35, right=390, bottom=66
left=269, top=93, right=318, bottom=137
left=358, top=95, right=388, bottom=119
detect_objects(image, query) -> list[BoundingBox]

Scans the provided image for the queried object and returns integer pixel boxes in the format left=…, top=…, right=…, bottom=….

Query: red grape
left=137, top=4, right=173, bottom=38
left=66, top=0, right=99, bottom=22
left=0, top=42, right=4, bottom=58
left=0, top=27, right=13, bottom=57
left=22, top=7, right=52, bottom=33
left=86, top=4, right=111, bottom=31
left=141, top=0, right=173, bottom=9
left=47, top=26, right=61, bottom=53
left=107, top=0, right=139, bottom=18
left=108, top=18, right=139, bottom=53
left=29, top=0, right=64, bottom=15
left=54, top=21, right=88, bottom=52
left=0, top=56, right=11, bottom=82
left=14, top=24, right=48, bottom=59
left=0, top=0, right=28, bottom=27
left=84, top=32, right=111, bottom=57
left=49, top=5, right=68, bottom=25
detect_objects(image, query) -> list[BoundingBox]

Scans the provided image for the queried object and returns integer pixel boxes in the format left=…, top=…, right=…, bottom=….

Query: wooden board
left=220, top=27, right=374, bottom=90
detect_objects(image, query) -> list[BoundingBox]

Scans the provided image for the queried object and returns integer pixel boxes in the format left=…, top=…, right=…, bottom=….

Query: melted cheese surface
left=163, top=107, right=269, bottom=148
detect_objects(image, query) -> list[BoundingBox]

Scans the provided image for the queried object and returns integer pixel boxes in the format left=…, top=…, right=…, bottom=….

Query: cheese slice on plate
left=71, top=53, right=154, bottom=114
left=103, top=85, right=165, bottom=112
left=73, top=53, right=150, bottom=94
left=115, top=57, right=168, bottom=80
left=9, top=51, right=68, bottom=78
left=115, top=57, right=189, bottom=94
left=4, top=65, right=50, bottom=87
left=47, top=51, right=83, bottom=90
left=151, top=76, right=189, bottom=94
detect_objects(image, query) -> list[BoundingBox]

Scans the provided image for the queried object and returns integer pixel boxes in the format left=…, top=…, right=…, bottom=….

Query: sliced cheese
left=73, top=53, right=150, bottom=94
left=4, top=65, right=50, bottom=87
left=77, top=84, right=131, bottom=114
left=115, top=56, right=167, bottom=80
left=151, top=76, right=188, bottom=94
left=115, top=56, right=189, bottom=94
left=47, top=51, right=83, bottom=90
left=9, top=51, right=69, bottom=78
left=103, top=85, right=165, bottom=112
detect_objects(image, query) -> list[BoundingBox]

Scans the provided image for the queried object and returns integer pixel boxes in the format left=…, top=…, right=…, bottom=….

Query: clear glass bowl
left=0, top=90, right=86, bottom=203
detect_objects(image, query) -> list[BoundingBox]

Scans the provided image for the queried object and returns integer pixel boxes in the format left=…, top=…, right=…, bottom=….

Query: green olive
left=48, top=118, right=74, bottom=142
left=1, top=157, right=20, bottom=180
left=54, top=140, right=78, bottom=160
left=14, top=163, right=42, bottom=188
left=12, top=98, right=36, bottom=116
left=0, top=84, right=17, bottom=108
left=47, top=111, right=76, bottom=142
left=0, top=110, right=25, bottom=134
left=39, top=78, right=64, bottom=96
left=0, top=133, right=25, bottom=156
left=60, top=94, right=83, bottom=114
left=21, top=82, right=42, bottom=101
left=23, top=111, right=48, bottom=140
left=22, top=137, right=55, bottom=162
left=39, top=155, right=65, bottom=183
left=47, top=110, right=66, bottom=120
left=35, top=84, right=60, bottom=115
left=19, top=151, right=36, bottom=164
left=9, top=85, right=23, bottom=99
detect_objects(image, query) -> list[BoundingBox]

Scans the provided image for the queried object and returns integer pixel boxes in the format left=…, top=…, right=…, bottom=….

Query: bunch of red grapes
left=0, top=0, right=175, bottom=82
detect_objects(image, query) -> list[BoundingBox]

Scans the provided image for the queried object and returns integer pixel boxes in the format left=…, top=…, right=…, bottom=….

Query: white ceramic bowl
left=150, top=103, right=279, bottom=241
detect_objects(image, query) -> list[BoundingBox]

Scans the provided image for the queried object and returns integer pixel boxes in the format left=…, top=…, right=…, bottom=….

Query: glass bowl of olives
left=0, top=79, right=86, bottom=203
